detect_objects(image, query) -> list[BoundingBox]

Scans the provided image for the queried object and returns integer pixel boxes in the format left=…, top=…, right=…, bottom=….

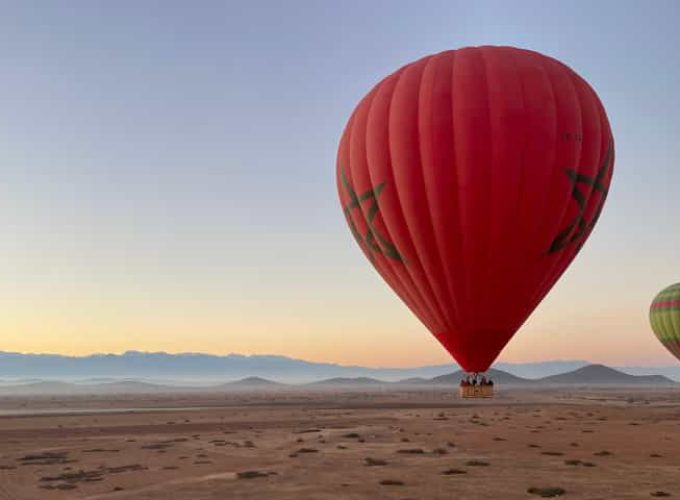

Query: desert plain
left=0, top=388, right=679, bottom=499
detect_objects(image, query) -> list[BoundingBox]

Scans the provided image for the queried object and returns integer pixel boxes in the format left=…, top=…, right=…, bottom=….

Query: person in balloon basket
left=459, top=376, right=476, bottom=397
left=459, top=377, right=469, bottom=397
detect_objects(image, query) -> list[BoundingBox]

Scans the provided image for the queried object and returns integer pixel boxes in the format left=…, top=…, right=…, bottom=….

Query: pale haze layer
left=1, top=1, right=679, bottom=367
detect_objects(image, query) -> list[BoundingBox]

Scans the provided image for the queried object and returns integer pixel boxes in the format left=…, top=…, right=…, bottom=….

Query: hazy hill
left=539, top=364, right=676, bottom=386
left=494, top=360, right=589, bottom=378
left=0, top=380, right=178, bottom=395
left=217, top=377, right=286, bottom=389
left=0, top=381, right=76, bottom=395
left=308, top=377, right=387, bottom=387
left=396, top=377, right=430, bottom=385
left=0, top=378, right=44, bottom=385
left=93, top=381, right=182, bottom=393
left=78, top=378, right=120, bottom=384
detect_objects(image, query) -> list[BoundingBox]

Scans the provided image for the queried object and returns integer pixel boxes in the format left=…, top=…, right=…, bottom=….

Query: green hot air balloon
left=650, top=283, right=680, bottom=361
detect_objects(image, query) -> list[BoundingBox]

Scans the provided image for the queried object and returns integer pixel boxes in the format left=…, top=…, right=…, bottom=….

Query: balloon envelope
left=337, top=46, right=614, bottom=372
left=650, top=283, right=680, bottom=361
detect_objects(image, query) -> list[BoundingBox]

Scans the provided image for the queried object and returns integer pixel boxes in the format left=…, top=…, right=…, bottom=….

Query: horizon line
left=2, top=350, right=676, bottom=368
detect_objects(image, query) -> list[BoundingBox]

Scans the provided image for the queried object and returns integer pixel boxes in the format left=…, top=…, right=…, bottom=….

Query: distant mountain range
left=0, top=364, right=675, bottom=395
left=1, top=351, right=679, bottom=384
left=0, top=351, right=456, bottom=383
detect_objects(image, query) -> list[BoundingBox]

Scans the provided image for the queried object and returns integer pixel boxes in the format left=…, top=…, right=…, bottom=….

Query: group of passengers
left=459, top=374, right=493, bottom=387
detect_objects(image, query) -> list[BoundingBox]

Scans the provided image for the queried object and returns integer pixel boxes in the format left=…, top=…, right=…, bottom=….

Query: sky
left=1, top=1, right=679, bottom=367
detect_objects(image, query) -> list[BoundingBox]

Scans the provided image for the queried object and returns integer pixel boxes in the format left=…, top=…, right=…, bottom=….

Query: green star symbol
left=549, top=138, right=613, bottom=254
left=341, top=169, right=403, bottom=263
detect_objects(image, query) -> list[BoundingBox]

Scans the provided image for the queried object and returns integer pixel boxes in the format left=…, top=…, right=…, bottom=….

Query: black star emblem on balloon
left=341, top=169, right=403, bottom=263
left=548, top=139, right=613, bottom=254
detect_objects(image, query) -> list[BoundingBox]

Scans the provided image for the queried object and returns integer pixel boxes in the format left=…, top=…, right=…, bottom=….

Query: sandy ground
left=0, top=389, right=679, bottom=499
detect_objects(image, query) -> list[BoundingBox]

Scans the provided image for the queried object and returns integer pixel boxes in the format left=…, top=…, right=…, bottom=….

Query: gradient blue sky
left=1, top=1, right=679, bottom=366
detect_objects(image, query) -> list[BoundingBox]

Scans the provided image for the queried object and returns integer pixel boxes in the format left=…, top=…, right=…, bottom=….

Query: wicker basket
left=459, top=385, right=494, bottom=398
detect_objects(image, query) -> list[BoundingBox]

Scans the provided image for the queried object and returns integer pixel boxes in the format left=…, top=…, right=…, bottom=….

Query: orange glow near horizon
left=2, top=296, right=674, bottom=368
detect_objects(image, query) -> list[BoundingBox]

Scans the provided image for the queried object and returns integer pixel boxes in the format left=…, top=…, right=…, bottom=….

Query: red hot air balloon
left=337, top=46, right=614, bottom=374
